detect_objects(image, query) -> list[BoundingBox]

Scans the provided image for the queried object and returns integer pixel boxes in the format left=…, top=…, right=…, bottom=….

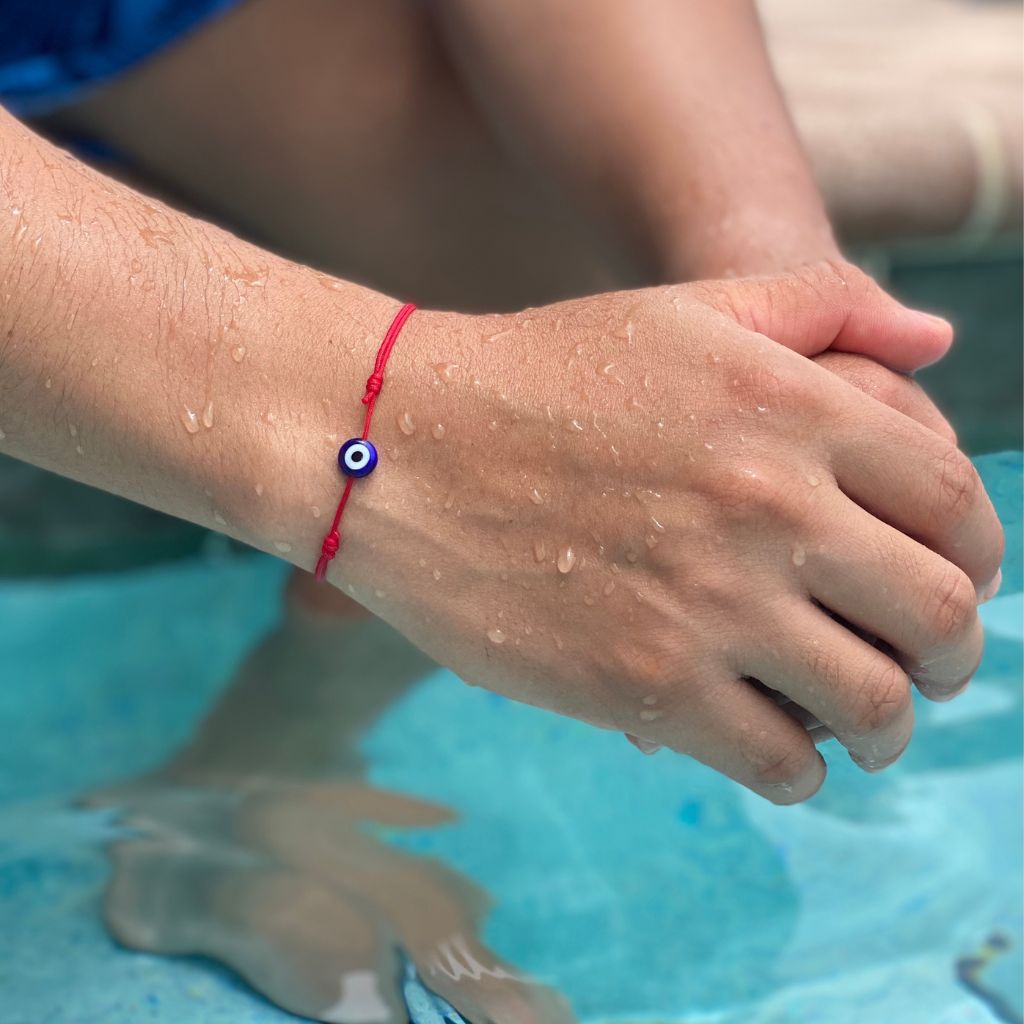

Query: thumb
left=692, top=260, right=953, bottom=372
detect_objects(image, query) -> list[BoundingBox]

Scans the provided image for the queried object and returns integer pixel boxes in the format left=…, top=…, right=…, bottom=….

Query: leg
left=44, top=0, right=639, bottom=313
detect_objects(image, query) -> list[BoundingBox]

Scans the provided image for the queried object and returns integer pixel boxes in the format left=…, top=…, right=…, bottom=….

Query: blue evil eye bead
left=338, top=438, right=378, bottom=478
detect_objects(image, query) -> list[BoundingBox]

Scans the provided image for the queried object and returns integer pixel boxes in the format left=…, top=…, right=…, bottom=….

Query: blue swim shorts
left=0, top=0, right=240, bottom=116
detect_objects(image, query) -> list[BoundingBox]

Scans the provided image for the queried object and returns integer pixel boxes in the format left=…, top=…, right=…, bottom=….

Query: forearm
left=439, top=0, right=837, bottom=279
left=0, top=107, right=397, bottom=572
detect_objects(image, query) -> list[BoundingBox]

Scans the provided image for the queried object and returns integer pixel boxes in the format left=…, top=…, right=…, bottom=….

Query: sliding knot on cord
left=362, top=372, right=384, bottom=403
left=314, top=529, right=341, bottom=580
left=313, top=302, right=417, bottom=581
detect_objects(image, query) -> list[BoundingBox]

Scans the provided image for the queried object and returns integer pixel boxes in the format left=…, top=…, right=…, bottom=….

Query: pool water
left=0, top=451, right=1020, bottom=1024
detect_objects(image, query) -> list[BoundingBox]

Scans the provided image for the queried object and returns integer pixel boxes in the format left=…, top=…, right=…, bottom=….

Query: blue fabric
left=0, top=0, right=241, bottom=115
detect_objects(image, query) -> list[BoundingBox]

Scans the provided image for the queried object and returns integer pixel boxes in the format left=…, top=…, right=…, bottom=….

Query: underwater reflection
left=85, top=584, right=574, bottom=1023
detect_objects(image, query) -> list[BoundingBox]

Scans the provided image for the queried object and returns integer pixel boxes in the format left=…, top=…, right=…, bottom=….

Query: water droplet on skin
left=274, top=541, right=292, bottom=553
left=231, top=346, right=246, bottom=363
left=0, top=427, right=5, bottom=441
left=639, top=709, right=664, bottom=722
left=488, top=421, right=498, bottom=432
left=533, top=539, right=546, bottom=562
left=44, top=378, right=52, bottom=389
left=650, top=516, right=665, bottom=533
left=568, top=419, right=585, bottom=432
left=431, top=423, right=446, bottom=440
left=625, top=550, right=639, bottom=564
left=75, top=444, right=84, bottom=456
left=792, top=545, right=806, bottom=566
left=642, top=694, right=659, bottom=706
left=487, top=627, right=507, bottom=644
left=557, top=546, right=577, bottom=574
left=180, top=407, right=200, bottom=434
left=645, top=535, right=659, bottom=550
left=432, top=362, right=458, bottom=383
left=603, top=581, right=616, bottom=597
left=68, top=423, right=77, bottom=438
left=213, top=511, right=226, bottom=526
left=397, top=411, right=416, bottom=435
left=485, top=329, right=513, bottom=345
left=374, top=589, right=385, bottom=600
left=598, top=362, right=623, bottom=383
left=202, top=401, right=215, bottom=429
left=432, top=568, right=442, bottom=581
left=583, top=594, right=596, bottom=606
left=254, top=483, right=264, bottom=497
left=610, top=445, right=622, bottom=467
left=554, top=634, right=564, bottom=650
left=806, top=474, right=821, bottom=487
left=529, top=488, right=544, bottom=505
left=756, top=405, right=768, bottom=413
left=703, top=442, right=714, bottom=450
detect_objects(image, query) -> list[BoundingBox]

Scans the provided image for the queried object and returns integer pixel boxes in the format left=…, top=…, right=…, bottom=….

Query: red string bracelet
left=314, top=302, right=417, bottom=580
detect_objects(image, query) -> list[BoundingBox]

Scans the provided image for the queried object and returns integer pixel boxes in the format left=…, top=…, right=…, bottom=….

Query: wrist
left=218, top=281, right=409, bottom=574
left=652, top=203, right=840, bottom=282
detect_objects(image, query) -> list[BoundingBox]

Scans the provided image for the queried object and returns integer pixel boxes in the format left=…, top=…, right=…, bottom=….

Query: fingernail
left=630, top=736, right=663, bottom=755
left=852, top=737, right=911, bottom=773
left=851, top=752, right=889, bottom=773
left=979, top=569, right=1002, bottom=604
left=931, top=675, right=973, bottom=703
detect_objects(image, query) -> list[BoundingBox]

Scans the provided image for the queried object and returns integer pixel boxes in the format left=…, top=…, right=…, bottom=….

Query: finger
left=799, top=495, right=984, bottom=700
left=694, top=260, right=952, bottom=370
left=641, top=674, right=827, bottom=804
left=746, top=680, right=828, bottom=733
left=743, top=605, right=915, bottom=773
left=813, top=350, right=957, bottom=443
left=830, top=400, right=1004, bottom=589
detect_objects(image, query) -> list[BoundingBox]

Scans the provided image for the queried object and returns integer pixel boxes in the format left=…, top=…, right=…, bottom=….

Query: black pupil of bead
left=351, top=449, right=365, bottom=463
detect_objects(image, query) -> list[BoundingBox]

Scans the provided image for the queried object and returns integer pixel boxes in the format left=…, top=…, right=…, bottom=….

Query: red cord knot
left=362, top=372, right=384, bottom=404
left=314, top=529, right=341, bottom=580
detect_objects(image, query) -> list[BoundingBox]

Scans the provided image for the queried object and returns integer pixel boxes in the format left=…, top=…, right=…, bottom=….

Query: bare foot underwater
left=86, top=582, right=575, bottom=1023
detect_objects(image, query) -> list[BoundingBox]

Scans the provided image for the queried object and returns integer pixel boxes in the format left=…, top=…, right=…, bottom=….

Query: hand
left=688, top=257, right=954, bottom=374
left=303, top=265, right=1003, bottom=804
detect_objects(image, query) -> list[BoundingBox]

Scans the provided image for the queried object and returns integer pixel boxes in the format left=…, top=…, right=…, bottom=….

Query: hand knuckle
left=808, top=645, right=843, bottom=690
left=850, top=662, right=910, bottom=736
left=740, top=727, right=815, bottom=787
left=715, top=466, right=802, bottom=526
left=934, top=447, right=980, bottom=523
left=927, top=566, right=977, bottom=644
